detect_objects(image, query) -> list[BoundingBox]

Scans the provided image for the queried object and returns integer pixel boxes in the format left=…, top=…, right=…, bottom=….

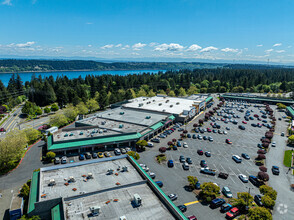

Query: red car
left=242, top=121, right=247, bottom=124
left=226, top=207, right=239, bottom=219
left=197, top=149, right=204, bottom=155
left=188, top=216, right=197, bottom=220
left=210, top=122, right=214, bottom=126
left=221, top=118, right=225, bottom=121
left=226, top=139, right=232, bottom=144
left=207, top=128, right=212, bottom=132
left=254, top=114, right=259, bottom=118
left=0, top=128, right=6, bottom=132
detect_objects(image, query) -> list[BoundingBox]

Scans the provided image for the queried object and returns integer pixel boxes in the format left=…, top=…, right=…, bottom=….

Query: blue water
left=0, top=69, right=165, bottom=86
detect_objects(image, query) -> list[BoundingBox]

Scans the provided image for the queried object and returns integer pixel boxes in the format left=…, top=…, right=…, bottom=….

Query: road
left=0, top=105, right=23, bottom=133
left=19, top=116, right=50, bottom=130
left=0, top=140, right=48, bottom=219
left=268, top=108, right=294, bottom=219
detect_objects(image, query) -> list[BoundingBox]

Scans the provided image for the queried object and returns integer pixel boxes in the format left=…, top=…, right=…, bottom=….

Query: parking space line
left=184, top=200, right=199, bottom=206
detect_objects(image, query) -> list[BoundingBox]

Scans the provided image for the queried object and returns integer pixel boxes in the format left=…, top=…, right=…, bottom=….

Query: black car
left=187, top=134, right=191, bottom=138
left=180, top=155, right=185, bottom=163
left=249, top=175, right=261, bottom=187
left=210, top=198, right=226, bottom=209
left=200, top=160, right=207, bottom=167
left=272, top=166, right=280, bottom=175
left=238, top=125, right=245, bottom=130
left=177, top=205, right=187, bottom=212
left=186, top=157, right=192, bottom=164
left=254, top=195, right=263, bottom=206
left=192, top=134, right=197, bottom=139
left=203, top=136, right=208, bottom=140
left=151, top=138, right=160, bottom=143
left=251, top=123, right=257, bottom=127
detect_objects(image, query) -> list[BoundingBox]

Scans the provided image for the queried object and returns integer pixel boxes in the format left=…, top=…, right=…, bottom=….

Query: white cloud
left=276, top=50, right=285, bottom=53
left=257, top=44, right=263, bottom=47
left=2, top=0, right=12, bottom=5
left=273, top=43, right=282, bottom=47
left=149, top=42, right=158, bottom=47
left=131, top=52, right=139, bottom=56
left=13, top=41, right=35, bottom=48
left=200, top=46, right=218, bottom=52
left=132, top=43, right=146, bottom=50
left=221, top=48, right=238, bottom=53
left=115, top=44, right=122, bottom=47
left=154, top=43, right=184, bottom=52
left=121, top=45, right=130, bottom=50
left=288, top=45, right=292, bottom=48
left=86, top=22, right=93, bottom=25
left=88, top=45, right=92, bottom=47
left=265, top=49, right=274, bottom=53
left=187, top=44, right=202, bottom=51
left=100, top=44, right=114, bottom=49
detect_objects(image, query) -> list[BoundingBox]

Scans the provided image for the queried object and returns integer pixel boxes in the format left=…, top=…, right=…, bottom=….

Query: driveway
left=268, top=108, right=294, bottom=219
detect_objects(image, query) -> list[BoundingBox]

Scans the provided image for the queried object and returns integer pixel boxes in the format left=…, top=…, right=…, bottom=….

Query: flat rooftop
left=123, top=96, right=199, bottom=115
left=37, top=156, right=177, bottom=220
left=40, top=158, right=143, bottom=201
left=186, top=94, right=209, bottom=101
left=10, top=194, right=23, bottom=210
left=94, top=107, right=170, bottom=127
left=64, top=183, right=174, bottom=220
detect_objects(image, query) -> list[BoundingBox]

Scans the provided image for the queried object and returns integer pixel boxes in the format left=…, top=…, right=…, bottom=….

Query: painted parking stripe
left=184, top=200, right=199, bottom=206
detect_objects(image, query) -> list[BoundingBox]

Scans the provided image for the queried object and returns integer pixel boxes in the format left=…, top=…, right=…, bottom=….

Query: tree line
left=1, top=68, right=294, bottom=111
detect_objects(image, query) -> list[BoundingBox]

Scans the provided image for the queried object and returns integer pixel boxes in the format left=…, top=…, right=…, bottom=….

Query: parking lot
left=138, top=102, right=281, bottom=219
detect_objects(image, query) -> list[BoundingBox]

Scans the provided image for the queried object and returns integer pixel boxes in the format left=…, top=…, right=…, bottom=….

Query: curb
left=8, top=139, right=42, bottom=174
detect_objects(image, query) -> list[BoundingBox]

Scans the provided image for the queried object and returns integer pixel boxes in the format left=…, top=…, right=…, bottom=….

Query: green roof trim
left=287, top=106, right=294, bottom=117
left=205, top=96, right=213, bottom=102
left=51, top=204, right=62, bottom=220
left=48, top=133, right=142, bottom=151
left=168, top=115, right=176, bottom=120
left=222, top=94, right=294, bottom=104
left=150, top=122, right=164, bottom=130
left=129, top=156, right=188, bottom=220
left=28, top=171, right=39, bottom=213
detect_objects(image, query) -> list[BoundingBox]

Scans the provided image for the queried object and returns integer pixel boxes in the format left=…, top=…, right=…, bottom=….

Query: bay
left=0, top=69, right=165, bottom=86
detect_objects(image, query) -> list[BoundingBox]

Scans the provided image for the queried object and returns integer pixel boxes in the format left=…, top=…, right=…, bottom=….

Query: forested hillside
left=1, top=68, right=294, bottom=110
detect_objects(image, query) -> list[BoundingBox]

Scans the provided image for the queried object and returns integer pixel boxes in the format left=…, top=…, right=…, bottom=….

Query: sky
left=0, top=0, right=294, bottom=63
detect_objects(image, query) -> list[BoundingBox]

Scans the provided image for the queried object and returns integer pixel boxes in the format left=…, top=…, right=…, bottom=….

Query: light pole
left=245, top=186, right=253, bottom=211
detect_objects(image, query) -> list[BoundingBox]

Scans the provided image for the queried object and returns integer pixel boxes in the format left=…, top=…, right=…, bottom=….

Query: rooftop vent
left=170, top=105, right=173, bottom=108
left=158, top=103, right=162, bottom=106
left=79, top=132, right=83, bottom=135
left=162, top=109, right=166, bottom=112
left=119, top=124, right=124, bottom=128
left=69, top=176, right=75, bottom=183
left=138, top=103, right=144, bottom=107
left=122, top=166, right=128, bottom=172
left=133, top=194, right=142, bottom=207
left=90, top=206, right=101, bottom=216
left=120, top=112, right=124, bottom=115
left=87, top=173, right=93, bottom=179
left=64, top=133, right=68, bottom=137
left=176, top=102, right=180, bottom=105
left=165, top=100, right=169, bottom=103
left=153, top=100, right=155, bottom=102
left=145, top=116, right=151, bottom=119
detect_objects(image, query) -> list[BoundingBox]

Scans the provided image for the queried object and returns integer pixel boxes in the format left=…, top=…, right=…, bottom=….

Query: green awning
left=168, top=115, right=176, bottom=120
left=287, top=106, right=294, bottom=117
left=28, top=171, right=39, bottom=213
left=222, top=94, right=294, bottom=105
left=48, top=133, right=142, bottom=151
left=51, top=204, right=62, bottom=220
left=150, top=122, right=164, bottom=130
left=205, top=97, right=213, bottom=102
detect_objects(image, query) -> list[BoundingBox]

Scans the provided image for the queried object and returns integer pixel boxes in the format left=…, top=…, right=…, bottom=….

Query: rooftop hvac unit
left=162, top=109, right=166, bottom=112
left=90, top=206, right=101, bottom=216
left=176, top=102, right=180, bottom=105
left=69, top=176, right=75, bottom=183
left=165, top=100, right=169, bottom=103
left=48, top=179, right=56, bottom=186
left=145, top=116, right=151, bottom=119
left=153, top=100, right=155, bottom=102
left=122, top=166, right=128, bottom=172
left=87, top=173, right=93, bottom=179
left=158, top=103, right=162, bottom=106
left=133, top=194, right=142, bottom=207
left=170, top=105, right=173, bottom=108
left=120, top=112, right=125, bottom=115
left=119, top=124, right=124, bottom=128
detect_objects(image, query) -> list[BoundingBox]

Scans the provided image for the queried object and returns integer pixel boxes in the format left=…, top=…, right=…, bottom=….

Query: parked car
left=187, top=215, right=197, bottom=220
left=54, top=157, right=60, bottom=164
left=205, top=151, right=211, bottom=157
left=249, top=175, right=261, bottom=187
left=192, top=134, right=197, bottom=139
left=182, top=162, right=189, bottom=170
left=200, top=160, right=207, bottom=167
left=183, top=142, right=189, bottom=148
left=238, top=125, right=245, bottom=130
left=151, top=138, right=160, bottom=143
left=114, top=148, right=121, bottom=155
left=254, top=195, right=263, bottom=206
left=149, top=172, right=156, bottom=179
left=200, top=168, right=216, bottom=176
left=85, top=152, right=91, bottom=159
left=186, top=157, right=192, bottom=164
left=272, top=166, right=280, bottom=175
left=232, top=155, right=242, bottom=163
left=197, top=149, right=204, bottom=155
left=168, top=194, right=178, bottom=201
left=177, top=205, right=187, bottom=212
left=98, top=152, right=104, bottom=158
left=241, top=153, right=250, bottom=160
left=79, top=154, right=85, bottom=160
left=210, top=198, right=225, bottom=208
left=239, top=174, right=248, bottom=183
left=203, top=136, right=208, bottom=140
left=187, top=134, right=191, bottom=138
left=180, top=155, right=186, bottom=163
left=226, top=139, right=232, bottom=144
left=221, top=203, right=232, bottom=212
left=155, top=181, right=163, bottom=187
left=222, top=186, right=233, bottom=198
left=168, top=160, right=174, bottom=167
left=226, top=207, right=239, bottom=219
left=121, top=148, right=127, bottom=154
left=218, top=172, right=229, bottom=179
left=104, top=151, right=111, bottom=157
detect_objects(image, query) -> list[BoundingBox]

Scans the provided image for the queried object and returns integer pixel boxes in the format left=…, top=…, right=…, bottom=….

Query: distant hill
left=0, top=59, right=292, bottom=73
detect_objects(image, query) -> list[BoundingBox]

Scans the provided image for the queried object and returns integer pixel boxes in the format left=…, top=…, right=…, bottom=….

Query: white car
left=168, top=194, right=178, bottom=201
left=114, top=148, right=121, bottom=155
left=149, top=172, right=156, bottom=179
left=183, top=142, right=189, bottom=148
left=223, top=131, right=227, bottom=135
left=239, top=174, right=248, bottom=183
left=272, top=142, right=276, bottom=147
